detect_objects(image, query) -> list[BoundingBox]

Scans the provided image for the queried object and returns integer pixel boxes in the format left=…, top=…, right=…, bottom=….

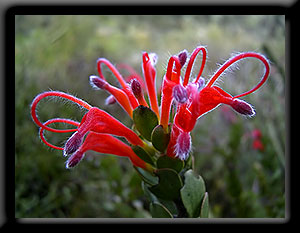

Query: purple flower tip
left=173, top=84, right=188, bottom=104
left=178, top=50, right=188, bottom=68
left=89, top=75, right=107, bottom=89
left=197, top=77, right=205, bottom=90
left=130, top=78, right=142, bottom=99
left=63, top=132, right=83, bottom=157
left=231, top=99, right=255, bottom=117
left=66, top=150, right=85, bottom=169
left=174, top=131, right=191, bottom=160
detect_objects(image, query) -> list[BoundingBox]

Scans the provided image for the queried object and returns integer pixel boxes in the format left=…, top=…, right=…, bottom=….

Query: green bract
left=151, top=124, right=171, bottom=152
left=133, top=106, right=158, bottom=141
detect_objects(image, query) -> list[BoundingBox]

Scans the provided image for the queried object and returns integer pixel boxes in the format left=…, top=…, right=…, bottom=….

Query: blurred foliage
left=15, top=15, right=285, bottom=218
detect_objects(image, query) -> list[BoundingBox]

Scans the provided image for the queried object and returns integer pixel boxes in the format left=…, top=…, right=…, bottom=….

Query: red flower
left=163, top=48, right=270, bottom=160
left=31, top=46, right=270, bottom=169
left=31, top=90, right=150, bottom=170
left=252, top=140, right=264, bottom=151
left=65, top=131, right=149, bottom=169
left=251, top=129, right=264, bottom=151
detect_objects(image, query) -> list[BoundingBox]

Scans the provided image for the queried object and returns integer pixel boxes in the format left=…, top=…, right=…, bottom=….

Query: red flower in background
left=251, top=129, right=264, bottom=151
left=31, top=46, right=270, bottom=169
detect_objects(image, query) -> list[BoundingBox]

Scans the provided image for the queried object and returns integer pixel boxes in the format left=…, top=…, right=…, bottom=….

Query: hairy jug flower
left=166, top=47, right=270, bottom=160
left=31, top=46, right=270, bottom=170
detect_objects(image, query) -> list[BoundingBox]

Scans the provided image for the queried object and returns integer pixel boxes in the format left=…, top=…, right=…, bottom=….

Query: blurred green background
left=15, top=15, right=285, bottom=218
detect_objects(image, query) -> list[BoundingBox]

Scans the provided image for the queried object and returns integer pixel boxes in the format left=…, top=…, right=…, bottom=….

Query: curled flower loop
left=207, top=52, right=270, bottom=98
left=183, top=46, right=207, bottom=87
left=39, top=118, right=80, bottom=150
left=31, top=91, right=91, bottom=133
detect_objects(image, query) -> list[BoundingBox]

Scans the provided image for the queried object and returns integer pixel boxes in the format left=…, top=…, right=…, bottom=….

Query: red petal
left=160, top=56, right=182, bottom=129
left=75, top=132, right=148, bottom=169
left=142, top=52, right=160, bottom=118
left=76, top=107, right=144, bottom=147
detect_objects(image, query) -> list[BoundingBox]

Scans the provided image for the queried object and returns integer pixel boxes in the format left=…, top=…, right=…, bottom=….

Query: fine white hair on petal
left=174, top=131, right=192, bottom=161
left=89, top=75, right=101, bottom=90
left=65, top=151, right=85, bottom=169
left=209, top=52, right=248, bottom=83
left=161, top=50, right=172, bottom=73
left=40, top=90, right=88, bottom=113
left=149, top=53, right=158, bottom=66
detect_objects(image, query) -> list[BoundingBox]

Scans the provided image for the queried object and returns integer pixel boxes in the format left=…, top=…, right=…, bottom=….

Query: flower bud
left=66, top=150, right=85, bottom=169
left=173, top=84, right=188, bottom=104
left=131, top=78, right=143, bottom=99
left=231, top=99, right=255, bottom=116
left=63, top=132, right=83, bottom=157
left=178, top=49, right=188, bottom=68
left=89, top=75, right=107, bottom=89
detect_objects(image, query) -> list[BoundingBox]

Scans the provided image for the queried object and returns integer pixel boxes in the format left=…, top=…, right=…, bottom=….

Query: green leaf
left=134, top=166, right=158, bottom=186
left=158, top=199, right=178, bottom=216
left=131, top=145, right=155, bottom=166
left=180, top=169, right=206, bottom=217
left=156, top=155, right=184, bottom=173
left=133, top=105, right=158, bottom=141
left=142, top=181, right=159, bottom=203
left=151, top=124, right=170, bottom=152
left=149, top=168, right=183, bottom=201
left=150, top=202, right=173, bottom=218
left=143, top=182, right=178, bottom=216
left=200, top=192, right=209, bottom=218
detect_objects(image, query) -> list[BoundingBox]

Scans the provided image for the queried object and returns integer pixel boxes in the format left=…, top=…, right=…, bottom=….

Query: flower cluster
left=31, top=46, right=270, bottom=171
